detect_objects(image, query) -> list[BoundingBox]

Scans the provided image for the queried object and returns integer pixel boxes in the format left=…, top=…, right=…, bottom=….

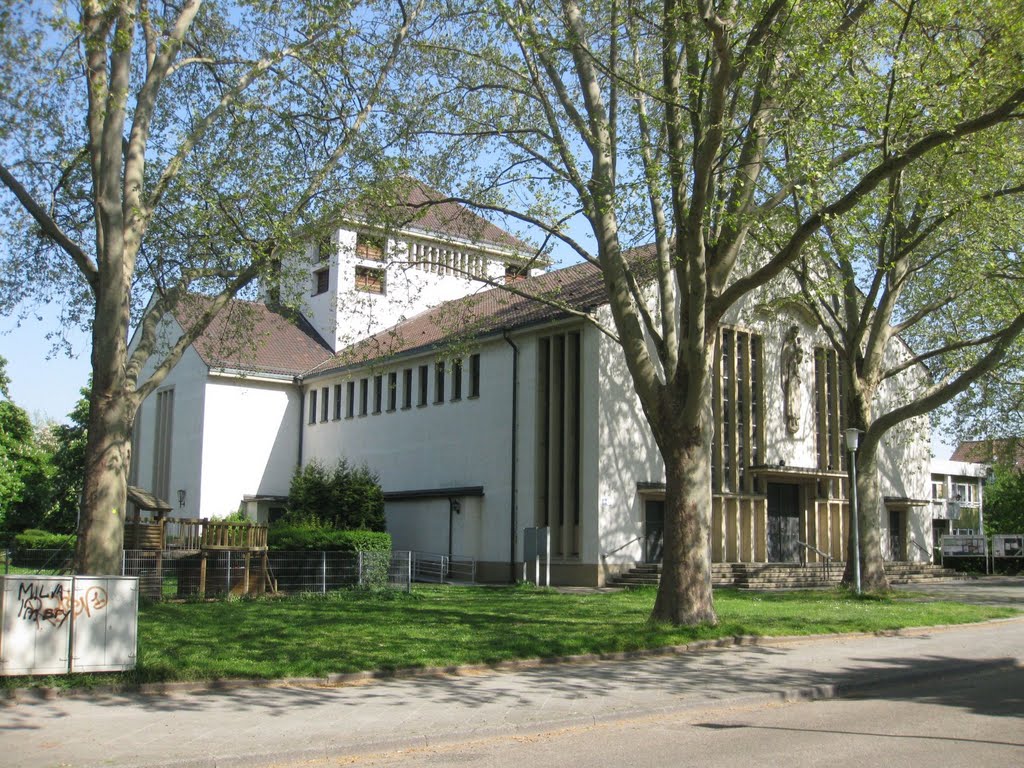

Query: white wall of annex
left=130, top=339, right=209, bottom=519
left=301, top=338, right=516, bottom=563
left=198, top=377, right=300, bottom=519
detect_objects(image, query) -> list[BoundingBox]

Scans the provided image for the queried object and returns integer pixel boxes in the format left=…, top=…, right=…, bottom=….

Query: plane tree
left=414, top=0, right=1024, bottom=622
left=790, top=133, right=1024, bottom=590
left=0, top=0, right=427, bottom=573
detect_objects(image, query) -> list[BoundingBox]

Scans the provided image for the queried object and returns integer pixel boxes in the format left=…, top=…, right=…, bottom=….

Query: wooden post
left=199, top=551, right=208, bottom=598
left=243, top=552, right=251, bottom=595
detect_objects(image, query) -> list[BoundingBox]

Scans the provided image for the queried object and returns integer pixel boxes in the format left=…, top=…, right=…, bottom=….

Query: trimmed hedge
left=13, top=528, right=76, bottom=551
left=267, top=524, right=391, bottom=553
left=8, top=529, right=76, bottom=567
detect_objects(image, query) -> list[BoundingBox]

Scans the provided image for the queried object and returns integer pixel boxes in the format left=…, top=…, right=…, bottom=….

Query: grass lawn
left=2, top=585, right=1017, bottom=690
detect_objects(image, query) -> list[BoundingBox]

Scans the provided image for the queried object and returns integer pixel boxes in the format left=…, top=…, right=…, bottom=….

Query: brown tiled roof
left=308, top=259, right=611, bottom=376
left=176, top=296, right=333, bottom=377
left=951, top=439, right=1024, bottom=469
left=362, top=180, right=533, bottom=255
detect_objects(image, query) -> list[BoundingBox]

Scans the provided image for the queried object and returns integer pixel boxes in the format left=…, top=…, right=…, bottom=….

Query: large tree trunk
left=75, top=281, right=135, bottom=575
left=841, top=389, right=890, bottom=592
left=849, top=443, right=890, bottom=591
left=842, top=440, right=891, bottom=591
left=652, top=435, right=717, bottom=626
left=76, top=386, right=133, bottom=574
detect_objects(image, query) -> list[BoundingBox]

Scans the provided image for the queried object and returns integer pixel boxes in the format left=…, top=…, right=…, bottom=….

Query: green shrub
left=13, top=528, right=76, bottom=550
left=286, top=459, right=385, bottom=531
left=9, top=528, right=76, bottom=566
left=267, top=523, right=391, bottom=552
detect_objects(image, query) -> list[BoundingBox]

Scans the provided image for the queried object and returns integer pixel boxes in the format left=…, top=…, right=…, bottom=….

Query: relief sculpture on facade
left=782, top=324, right=804, bottom=435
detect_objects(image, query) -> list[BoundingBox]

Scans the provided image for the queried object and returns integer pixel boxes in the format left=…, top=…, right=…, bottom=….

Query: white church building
left=129, top=183, right=934, bottom=585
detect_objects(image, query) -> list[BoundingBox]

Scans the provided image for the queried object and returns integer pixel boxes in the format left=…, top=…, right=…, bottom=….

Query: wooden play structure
left=123, top=499, right=274, bottom=598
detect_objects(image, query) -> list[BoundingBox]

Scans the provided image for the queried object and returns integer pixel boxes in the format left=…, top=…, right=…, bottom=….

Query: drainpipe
left=295, top=376, right=304, bottom=469
left=503, top=330, right=519, bottom=584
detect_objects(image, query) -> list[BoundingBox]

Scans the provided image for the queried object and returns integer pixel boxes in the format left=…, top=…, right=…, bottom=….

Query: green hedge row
left=12, top=528, right=76, bottom=551
left=267, top=524, right=391, bottom=553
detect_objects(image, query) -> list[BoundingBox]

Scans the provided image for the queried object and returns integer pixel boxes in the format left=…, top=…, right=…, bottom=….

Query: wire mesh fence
left=5, top=548, right=474, bottom=599
left=1, top=546, right=74, bottom=575
left=118, top=549, right=414, bottom=599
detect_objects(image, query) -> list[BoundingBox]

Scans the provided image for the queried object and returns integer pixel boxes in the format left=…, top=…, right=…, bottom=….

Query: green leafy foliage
left=43, top=384, right=90, bottom=533
left=10, top=528, right=76, bottom=566
left=984, top=466, right=1024, bottom=535
left=13, top=528, right=76, bottom=550
left=0, top=390, right=54, bottom=535
left=267, top=524, right=391, bottom=552
left=285, top=459, right=386, bottom=532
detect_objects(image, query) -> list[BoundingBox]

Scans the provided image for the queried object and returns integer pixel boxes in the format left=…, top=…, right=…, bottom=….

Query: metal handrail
left=797, top=540, right=834, bottom=581
left=602, top=535, right=644, bottom=559
left=909, top=538, right=930, bottom=559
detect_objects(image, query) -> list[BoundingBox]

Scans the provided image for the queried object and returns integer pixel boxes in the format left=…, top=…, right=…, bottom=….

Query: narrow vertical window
left=152, top=388, right=174, bottom=504
left=373, top=375, right=383, bottom=414
left=418, top=364, right=429, bottom=406
left=345, top=381, right=355, bottom=418
left=469, top=353, right=481, bottom=398
left=320, top=386, right=329, bottom=422
left=333, top=384, right=342, bottom=420
left=359, top=378, right=368, bottom=416
left=451, top=358, right=463, bottom=401
left=313, top=268, right=329, bottom=296
left=402, top=368, right=413, bottom=409
left=434, top=361, right=445, bottom=403
left=308, top=389, right=317, bottom=425
left=387, top=371, right=398, bottom=412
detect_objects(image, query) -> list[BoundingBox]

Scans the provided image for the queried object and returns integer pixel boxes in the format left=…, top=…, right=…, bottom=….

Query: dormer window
left=355, top=265, right=385, bottom=294
left=356, top=232, right=386, bottom=262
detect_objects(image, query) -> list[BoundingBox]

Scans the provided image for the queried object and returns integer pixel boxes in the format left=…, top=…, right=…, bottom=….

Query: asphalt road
left=324, top=663, right=1023, bottom=768
left=3, top=616, right=1022, bottom=768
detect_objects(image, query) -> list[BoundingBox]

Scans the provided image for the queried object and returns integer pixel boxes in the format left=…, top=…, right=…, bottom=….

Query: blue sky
left=2, top=307, right=92, bottom=424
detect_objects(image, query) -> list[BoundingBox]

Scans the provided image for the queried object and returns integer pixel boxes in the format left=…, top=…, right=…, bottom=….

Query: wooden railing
left=201, top=521, right=268, bottom=551
left=124, top=518, right=268, bottom=552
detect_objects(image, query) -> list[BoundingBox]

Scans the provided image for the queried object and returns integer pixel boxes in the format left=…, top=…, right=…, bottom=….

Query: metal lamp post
left=845, top=428, right=863, bottom=594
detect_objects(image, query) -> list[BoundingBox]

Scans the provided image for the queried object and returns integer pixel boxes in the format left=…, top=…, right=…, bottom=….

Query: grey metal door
left=767, top=483, right=801, bottom=562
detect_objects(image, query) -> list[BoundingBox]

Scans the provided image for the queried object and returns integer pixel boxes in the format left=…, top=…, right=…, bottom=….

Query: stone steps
left=608, top=561, right=965, bottom=590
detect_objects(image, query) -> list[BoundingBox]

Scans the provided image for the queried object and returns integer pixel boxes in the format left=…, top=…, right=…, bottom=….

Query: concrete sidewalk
left=3, top=616, right=1023, bottom=768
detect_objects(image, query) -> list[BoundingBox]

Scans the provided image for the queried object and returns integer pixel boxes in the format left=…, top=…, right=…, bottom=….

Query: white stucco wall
left=301, top=338, right=517, bottom=563
left=278, top=227, right=530, bottom=353
left=130, top=312, right=300, bottom=522
left=130, top=338, right=209, bottom=519
left=198, top=375, right=300, bottom=519
left=592, top=289, right=934, bottom=566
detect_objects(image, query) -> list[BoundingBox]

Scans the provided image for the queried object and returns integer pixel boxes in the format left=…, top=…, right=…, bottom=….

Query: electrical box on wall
left=0, top=575, right=139, bottom=676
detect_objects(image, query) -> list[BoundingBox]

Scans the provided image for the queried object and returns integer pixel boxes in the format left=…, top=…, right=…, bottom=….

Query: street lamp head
left=844, top=428, right=862, bottom=452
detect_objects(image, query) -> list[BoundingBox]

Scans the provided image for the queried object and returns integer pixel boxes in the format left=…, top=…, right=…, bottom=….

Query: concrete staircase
left=607, top=561, right=964, bottom=590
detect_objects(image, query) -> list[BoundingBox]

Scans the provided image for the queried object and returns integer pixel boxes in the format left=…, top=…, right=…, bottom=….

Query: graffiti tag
left=16, top=582, right=109, bottom=628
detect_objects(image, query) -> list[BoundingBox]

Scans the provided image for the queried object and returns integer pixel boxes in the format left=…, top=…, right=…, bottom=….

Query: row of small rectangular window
left=307, top=354, right=481, bottom=424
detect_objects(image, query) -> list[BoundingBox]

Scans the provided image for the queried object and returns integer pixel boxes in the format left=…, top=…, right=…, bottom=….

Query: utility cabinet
left=0, top=575, right=138, bottom=676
